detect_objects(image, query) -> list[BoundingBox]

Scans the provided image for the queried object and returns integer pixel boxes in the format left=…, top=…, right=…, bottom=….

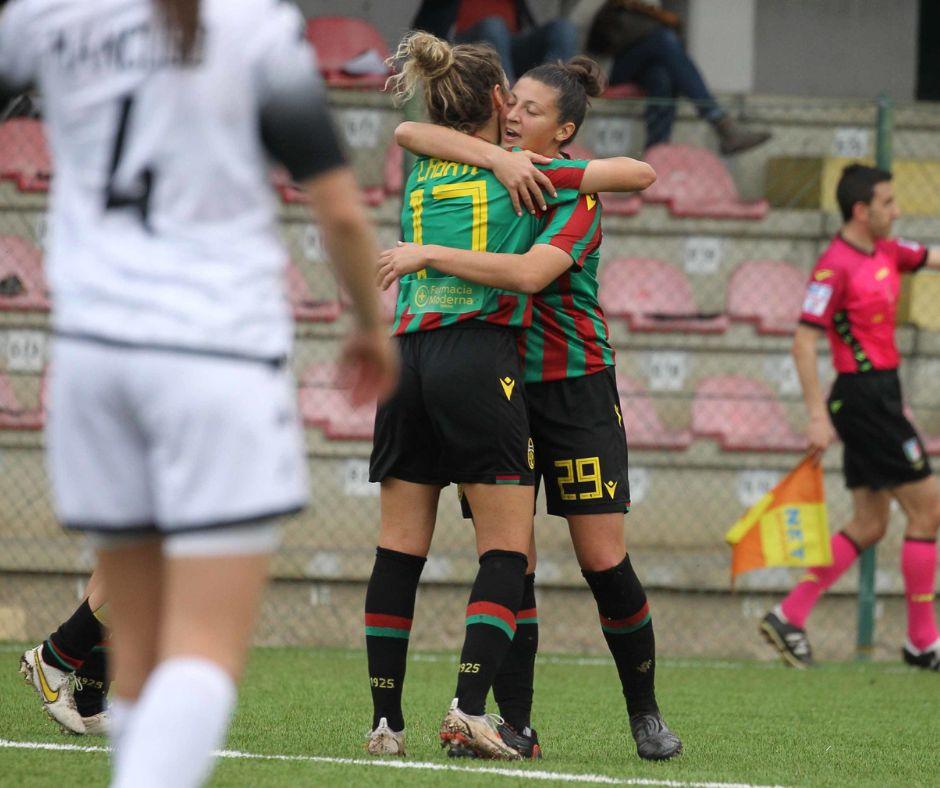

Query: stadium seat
left=340, top=281, right=398, bottom=324
left=305, top=17, right=390, bottom=88
left=616, top=374, right=692, bottom=450
left=598, top=258, right=728, bottom=333
left=727, top=260, right=805, bottom=335
left=286, top=261, right=341, bottom=323
left=0, top=234, right=50, bottom=311
left=0, top=371, right=42, bottom=430
left=692, top=375, right=806, bottom=452
left=298, top=362, right=375, bottom=440
left=0, top=119, right=51, bottom=192
left=602, top=83, right=645, bottom=99
left=385, top=143, right=404, bottom=197
left=642, top=144, right=769, bottom=220
left=564, top=142, right=641, bottom=216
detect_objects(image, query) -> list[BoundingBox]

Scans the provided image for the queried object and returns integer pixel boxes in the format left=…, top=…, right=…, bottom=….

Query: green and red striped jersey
left=520, top=191, right=614, bottom=383
left=392, top=154, right=585, bottom=335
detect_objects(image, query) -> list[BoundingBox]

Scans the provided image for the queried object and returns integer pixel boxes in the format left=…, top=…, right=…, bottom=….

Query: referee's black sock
left=454, top=550, right=527, bottom=716
left=583, top=555, right=659, bottom=718
left=41, top=598, right=103, bottom=672
left=365, top=546, right=426, bottom=732
left=493, top=572, right=538, bottom=732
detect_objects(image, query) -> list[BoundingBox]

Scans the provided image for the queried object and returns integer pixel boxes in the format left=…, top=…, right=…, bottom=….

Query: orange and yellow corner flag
left=725, top=455, right=832, bottom=585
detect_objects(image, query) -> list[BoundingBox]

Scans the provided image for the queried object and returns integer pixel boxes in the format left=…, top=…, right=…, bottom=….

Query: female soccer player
left=366, top=31, right=601, bottom=760
left=0, top=2, right=395, bottom=786
left=378, top=57, right=683, bottom=761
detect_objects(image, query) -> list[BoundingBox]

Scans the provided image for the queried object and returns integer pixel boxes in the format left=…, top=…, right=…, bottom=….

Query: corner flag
left=725, top=456, right=832, bottom=584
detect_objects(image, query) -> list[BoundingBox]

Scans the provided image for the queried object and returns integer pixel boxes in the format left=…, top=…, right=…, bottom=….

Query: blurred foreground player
left=762, top=165, right=940, bottom=671
left=0, top=1, right=396, bottom=786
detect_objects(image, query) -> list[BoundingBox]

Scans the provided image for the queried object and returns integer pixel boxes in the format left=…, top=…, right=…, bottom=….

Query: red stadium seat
left=285, top=261, right=341, bottom=323
left=602, top=83, right=645, bottom=99
left=298, top=362, right=375, bottom=440
left=0, top=119, right=51, bottom=192
left=0, top=235, right=50, bottom=311
left=642, top=144, right=768, bottom=220
left=615, top=374, right=692, bottom=450
left=0, top=371, right=43, bottom=430
left=305, top=17, right=390, bottom=88
left=727, top=260, right=805, bottom=335
left=598, top=258, right=728, bottom=333
left=385, top=143, right=404, bottom=197
left=564, top=141, right=642, bottom=217
left=692, top=375, right=805, bottom=452
left=339, top=281, right=398, bottom=324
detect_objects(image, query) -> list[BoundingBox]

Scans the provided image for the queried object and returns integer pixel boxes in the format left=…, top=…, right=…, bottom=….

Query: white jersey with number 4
left=0, top=0, right=345, bottom=360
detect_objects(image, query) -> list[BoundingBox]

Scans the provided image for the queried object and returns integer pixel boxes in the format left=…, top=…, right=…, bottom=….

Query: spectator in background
left=584, top=0, right=771, bottom=155
left=413, top=0, right=577, bottom=84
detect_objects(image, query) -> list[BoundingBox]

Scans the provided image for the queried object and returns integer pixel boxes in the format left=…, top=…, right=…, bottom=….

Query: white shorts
left=47, top=337, right=309, bottom=536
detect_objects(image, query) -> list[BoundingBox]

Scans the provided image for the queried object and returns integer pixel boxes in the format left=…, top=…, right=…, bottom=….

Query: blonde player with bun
left=0, top=1, right=396, bottom=785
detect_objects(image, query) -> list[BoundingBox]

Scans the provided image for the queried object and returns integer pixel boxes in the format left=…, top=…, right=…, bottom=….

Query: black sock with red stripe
left=493, top=572, right=538, bottom=731
left=583, top=554, right=658, bottom=718
left=41, top=599, right=103, bottom=672
left=455, top=549, right=528, bottom=716
left=365, top=546, right=426, bottom=731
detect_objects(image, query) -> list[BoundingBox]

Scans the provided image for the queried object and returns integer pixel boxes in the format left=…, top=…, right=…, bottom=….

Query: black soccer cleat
left=446, top=721, right=541, bottom=760
left=760, top=610, right=814, bottom=669
left=902, top=640, right=940, bottom=672
left=496, top=723, right=542, bottom=760
left=629, top=712, right=682, bottom=761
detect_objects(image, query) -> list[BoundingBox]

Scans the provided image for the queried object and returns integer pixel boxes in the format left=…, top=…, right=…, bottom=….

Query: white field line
left=0, top=738, right=782, bottom=788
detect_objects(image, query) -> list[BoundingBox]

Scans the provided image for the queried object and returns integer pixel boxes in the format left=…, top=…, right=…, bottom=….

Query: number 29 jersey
left=0, top=0, right=344, bottom=360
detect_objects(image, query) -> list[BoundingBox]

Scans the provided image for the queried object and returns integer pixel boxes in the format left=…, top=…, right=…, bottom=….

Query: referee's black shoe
left=902, top=640, right=940, bottom=671
left=760, top=610, right=814, bottom=669
left=629, top=712, right=683, bottom=760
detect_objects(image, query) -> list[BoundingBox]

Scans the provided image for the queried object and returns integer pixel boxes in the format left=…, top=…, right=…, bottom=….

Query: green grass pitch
left=1, top=645, right=937, bottom=787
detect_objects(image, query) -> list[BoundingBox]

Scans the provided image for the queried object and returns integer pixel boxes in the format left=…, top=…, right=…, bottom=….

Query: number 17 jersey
left=0, top=0, right=340, bottom=360
left=392, top=154, right=587, bottom=335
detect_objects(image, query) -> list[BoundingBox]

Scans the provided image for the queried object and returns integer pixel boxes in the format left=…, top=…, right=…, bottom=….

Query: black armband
left=260, top=83, right=346, bottom=183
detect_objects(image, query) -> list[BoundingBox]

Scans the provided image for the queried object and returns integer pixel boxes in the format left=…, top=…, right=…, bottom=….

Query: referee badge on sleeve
left=802, top=283, right=833, bottom=317
left=903, top=437, right=925, bottom=469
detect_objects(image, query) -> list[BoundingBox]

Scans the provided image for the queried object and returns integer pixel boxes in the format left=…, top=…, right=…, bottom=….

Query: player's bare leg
left=438, top=484, right=532, bottom=760
left=569, top=513, right=681, bottom=760
left=366, top=479, right=440, bottom=755
left=892, top=477, right=940, bottom=669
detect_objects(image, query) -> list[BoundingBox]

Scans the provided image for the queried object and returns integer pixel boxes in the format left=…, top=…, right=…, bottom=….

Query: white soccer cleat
left=439, top=698, right=521, bottom=760
left=19, top=646, right=86, bottom=734
left=79, top=709, right=110, bottom=736
left=366, top=717, right=406, bottom=756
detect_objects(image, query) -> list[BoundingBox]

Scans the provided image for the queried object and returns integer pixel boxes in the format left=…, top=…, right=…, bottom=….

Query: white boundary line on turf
left=0, top=738, right=782, bottom=788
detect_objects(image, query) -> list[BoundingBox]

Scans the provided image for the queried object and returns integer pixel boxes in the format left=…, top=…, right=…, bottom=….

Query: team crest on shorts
left=902, top=437, right=925, bottom=468
left=527, top=438, right=535, bottom=470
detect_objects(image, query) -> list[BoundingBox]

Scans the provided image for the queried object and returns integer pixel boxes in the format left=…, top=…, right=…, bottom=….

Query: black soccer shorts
left=828, top=369, right=932, bottom=490
left=369, top=323, right=534, bottom=486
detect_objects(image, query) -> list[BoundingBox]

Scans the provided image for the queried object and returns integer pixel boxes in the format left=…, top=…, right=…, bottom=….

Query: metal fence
left=2, top=89, right=939, bottom=662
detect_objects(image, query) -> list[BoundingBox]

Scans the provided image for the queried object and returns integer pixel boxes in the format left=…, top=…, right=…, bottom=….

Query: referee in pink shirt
left=761, top=164, right=940, bottom=671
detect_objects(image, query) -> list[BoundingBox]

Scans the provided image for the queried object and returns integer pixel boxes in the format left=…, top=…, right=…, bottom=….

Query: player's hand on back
left=339, top=327, right=398, bottom=406
left=491, top=148, right=556, bottom=216
left=806, top=414, right=835, bottom=464
left=377, top=242, right=433, bottom=290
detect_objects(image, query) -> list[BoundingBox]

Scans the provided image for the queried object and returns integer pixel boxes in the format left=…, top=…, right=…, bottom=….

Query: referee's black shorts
left=828, top=369, right=932, bottom=490
left=369, top=323, right=534, bottom=487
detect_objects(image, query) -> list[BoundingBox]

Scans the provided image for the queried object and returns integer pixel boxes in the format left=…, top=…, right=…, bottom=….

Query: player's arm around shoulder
left=580, top=157, right=656, bottom=194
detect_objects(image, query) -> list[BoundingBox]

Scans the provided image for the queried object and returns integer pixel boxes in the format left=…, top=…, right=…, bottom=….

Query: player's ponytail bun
left=387, top=32, right=508, bottom=134
left=154, top=0, right=201, bottom=61
left=524, top=56, right=608, bottom=146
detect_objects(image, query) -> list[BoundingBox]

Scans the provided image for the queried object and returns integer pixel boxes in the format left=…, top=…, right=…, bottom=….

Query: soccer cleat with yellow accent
left=19, top=646, right=86, bottom=734
left=759, top=610, right=814, bottom=669
left=439, top=698, right=521, bottom=760
left=366, top=717, right=406, bottom=756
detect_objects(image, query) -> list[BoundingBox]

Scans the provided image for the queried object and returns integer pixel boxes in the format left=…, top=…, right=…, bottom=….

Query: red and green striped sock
left=493, top=572, right=539, bottom=732
left=41, top=598, right=103, bottom=672
left=583, top=554, right=658, bottom=718
left=365, top=546, right=426, bottom=731
left=455, top=550, right=528, bottom=716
